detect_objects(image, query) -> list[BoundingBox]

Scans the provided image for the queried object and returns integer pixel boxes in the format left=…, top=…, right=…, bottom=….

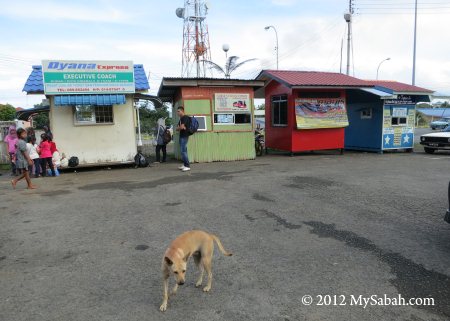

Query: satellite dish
left=222, top=44, right=230, bottom=52
left=205, top=1, right=210, bottom=13
left=176, top=8, right=185, bottom=19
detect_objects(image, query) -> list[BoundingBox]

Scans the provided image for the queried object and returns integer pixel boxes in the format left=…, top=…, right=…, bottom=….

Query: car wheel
left=424, top=147, right=435, bottom=154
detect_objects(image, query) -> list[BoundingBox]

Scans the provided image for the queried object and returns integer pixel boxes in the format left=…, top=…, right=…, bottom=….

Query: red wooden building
left=256, top=70, right=372, bottom=154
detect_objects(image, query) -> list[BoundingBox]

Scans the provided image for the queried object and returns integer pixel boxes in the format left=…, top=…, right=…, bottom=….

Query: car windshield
left=443, top=126, right=450, bottom=132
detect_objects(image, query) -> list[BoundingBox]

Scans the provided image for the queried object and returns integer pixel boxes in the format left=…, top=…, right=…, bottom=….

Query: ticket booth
left=345, top=81, right=434, bottom=152
left=256, top=70, right=372, bottom=154
left=158, top=77, right=264, bottom=162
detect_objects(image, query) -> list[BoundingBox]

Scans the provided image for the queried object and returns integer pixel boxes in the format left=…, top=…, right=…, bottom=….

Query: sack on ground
left=68, top=156, right=79, bottom=168
left=134, top=152, right=149, bottom=168
left=189, top=116, right=199, bottom=135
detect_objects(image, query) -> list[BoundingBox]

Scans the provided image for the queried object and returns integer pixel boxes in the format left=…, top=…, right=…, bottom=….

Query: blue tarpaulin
left=54, top=94, right=126, bottom=106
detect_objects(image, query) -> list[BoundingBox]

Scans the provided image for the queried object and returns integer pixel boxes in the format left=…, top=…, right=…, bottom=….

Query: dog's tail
left=211, top=234, right=232, bottom=256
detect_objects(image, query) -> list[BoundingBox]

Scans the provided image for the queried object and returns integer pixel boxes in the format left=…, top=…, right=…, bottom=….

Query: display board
left=214, top=93, right=250, bottom=112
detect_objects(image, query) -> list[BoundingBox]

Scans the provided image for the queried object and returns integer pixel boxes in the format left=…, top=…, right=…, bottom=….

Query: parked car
left=445, top=182, right=450, bottom=224
left=430, top=117, right=450, bottom=130
left=420, top=126, right=450, bottom=154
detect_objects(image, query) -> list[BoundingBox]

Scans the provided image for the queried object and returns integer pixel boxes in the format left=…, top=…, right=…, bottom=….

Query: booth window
left=391, top=117, right=407, bottom=126
left=214, top=113, right=251, bottom=125
left=361, top=108, right=372, bottom=119
left=74, top=105, right=114, bottom=125
left=235, top=113, right=251, bottom=124
left=193, top=116, right=207, bottom=131
left=271, top=95, right=288, bottom=126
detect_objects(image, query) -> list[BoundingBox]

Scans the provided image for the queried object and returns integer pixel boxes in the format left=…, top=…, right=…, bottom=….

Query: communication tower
left=176, top=1, right=212, bottom=78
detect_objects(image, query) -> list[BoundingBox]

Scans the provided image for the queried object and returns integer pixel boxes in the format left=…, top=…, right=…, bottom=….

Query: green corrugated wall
left=172, top=98, right=256, bottom=163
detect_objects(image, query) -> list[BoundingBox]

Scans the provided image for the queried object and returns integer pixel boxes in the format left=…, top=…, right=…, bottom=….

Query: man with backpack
left=176, top=106, right=191, bottom=172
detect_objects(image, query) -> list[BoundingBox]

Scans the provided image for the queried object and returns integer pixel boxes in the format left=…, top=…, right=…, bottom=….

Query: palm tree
left=203, top=56, right=257, bottom=79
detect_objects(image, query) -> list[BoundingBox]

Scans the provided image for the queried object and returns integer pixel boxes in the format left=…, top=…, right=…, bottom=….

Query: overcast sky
left=1, top=0, right=449, bottom=108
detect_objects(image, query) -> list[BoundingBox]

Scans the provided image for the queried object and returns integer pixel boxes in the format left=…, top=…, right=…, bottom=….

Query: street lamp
left=264, top=25, right=279, bottom=70
left=376, top=57, right=391, bottom=80
left=222, top=44, right=230, bottom=60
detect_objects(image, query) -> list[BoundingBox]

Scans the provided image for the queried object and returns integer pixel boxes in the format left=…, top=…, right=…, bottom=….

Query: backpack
left=163, top=129, right=172, bottom=144
left=134, top=152, right=148, bottom=168
left=68, top=156, right=79, bottom=168
left=188, top=116, right=199, bottom=135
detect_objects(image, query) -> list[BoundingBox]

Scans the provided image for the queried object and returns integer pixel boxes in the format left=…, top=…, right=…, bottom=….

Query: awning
left=359, top=88, right=396, bottom=99
left=54, top=94, right=126, bottom=106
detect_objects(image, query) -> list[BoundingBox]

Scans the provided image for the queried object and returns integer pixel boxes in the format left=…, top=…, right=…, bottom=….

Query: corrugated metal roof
left=158, top=77, right=264, bottom=101
left=417, top=108, right=450, bottom=117
left=365, top=80, right=433, bottom=94
left=54, top=94, right=126, bottom=106
left=359, top=87, right=396, bottom=99
left=257, top=70, right=371, bottom=87
left=22, top=64, right=150, bottom=94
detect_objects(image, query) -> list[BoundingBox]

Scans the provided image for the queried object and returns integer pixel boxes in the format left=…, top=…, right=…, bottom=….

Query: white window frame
left=73, top=105, right=114, bottom=126
left=214, top=113, right=235, bottom=125
left=271, top=95, right=288, bottom=127
left=193, top=115, right=207, bottom=131
left=213, top=113, right=252, bottom=125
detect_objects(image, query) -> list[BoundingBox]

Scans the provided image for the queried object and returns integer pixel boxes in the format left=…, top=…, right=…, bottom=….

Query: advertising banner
left=214, top=93, right=250, bottom=112
left=295, top=98, right=349, bottom=129
left=42, top=60, right=135, bottom=95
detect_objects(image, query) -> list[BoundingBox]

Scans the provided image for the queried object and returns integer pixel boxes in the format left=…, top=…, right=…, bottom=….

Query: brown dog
left=159, top=230, right=232, bottom=312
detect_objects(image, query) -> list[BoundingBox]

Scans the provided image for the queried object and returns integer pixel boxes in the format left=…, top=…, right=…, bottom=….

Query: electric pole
left=412, top=0, right=418, bottom=85
left=344, top=0, right=354, bottom=76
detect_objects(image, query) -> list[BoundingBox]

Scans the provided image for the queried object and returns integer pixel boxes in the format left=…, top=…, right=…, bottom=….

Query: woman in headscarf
left=4, top=125, right=18, bottom=175
left=154, top=118, right=168, bottom=163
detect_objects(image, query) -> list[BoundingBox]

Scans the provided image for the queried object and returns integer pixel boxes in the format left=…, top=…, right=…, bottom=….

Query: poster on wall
left=42, top=60, right=135, bottom=95
left=294, top=98, right=349, bottom=129
left=382, top=105, right=415, bottom=150
left=214, top=93, right=250, bottom=112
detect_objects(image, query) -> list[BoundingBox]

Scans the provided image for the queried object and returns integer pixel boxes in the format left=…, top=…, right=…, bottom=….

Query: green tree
left=138, top=101, right=172, bottom=134
left=33, top=113, right=49, bottom=129
left=0, top=104, right=16, bottom=121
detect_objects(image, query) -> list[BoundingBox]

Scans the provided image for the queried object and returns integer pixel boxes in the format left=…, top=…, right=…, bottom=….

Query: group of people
left=153, top=106, right=191, bottom=172
left=4, top=125, right=62, bottom=189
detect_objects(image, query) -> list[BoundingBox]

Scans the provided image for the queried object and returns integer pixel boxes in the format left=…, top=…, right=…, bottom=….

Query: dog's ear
left=164, top=257, right=173, bottom=266
left=183, top=252, right=191, bottom=262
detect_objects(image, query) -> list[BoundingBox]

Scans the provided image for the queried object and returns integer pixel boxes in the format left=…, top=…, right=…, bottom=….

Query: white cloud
left=0, top=1, right=138, bottom=24
left=270, top=0, right=297, bottom=6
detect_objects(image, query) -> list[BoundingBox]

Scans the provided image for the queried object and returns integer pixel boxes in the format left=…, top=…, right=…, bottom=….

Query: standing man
left=176, top=106, right=191, bottom=172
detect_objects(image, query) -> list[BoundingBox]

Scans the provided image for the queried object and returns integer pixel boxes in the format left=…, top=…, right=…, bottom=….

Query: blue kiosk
left=345, top=81, right=434, bottom=152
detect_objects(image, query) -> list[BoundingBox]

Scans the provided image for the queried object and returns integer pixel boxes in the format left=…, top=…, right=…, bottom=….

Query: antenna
left=176, top=0, right=212, bottom=78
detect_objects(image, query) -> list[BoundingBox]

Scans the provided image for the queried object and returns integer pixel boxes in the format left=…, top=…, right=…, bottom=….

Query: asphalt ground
left=1, top=150, right=449, bottom=321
